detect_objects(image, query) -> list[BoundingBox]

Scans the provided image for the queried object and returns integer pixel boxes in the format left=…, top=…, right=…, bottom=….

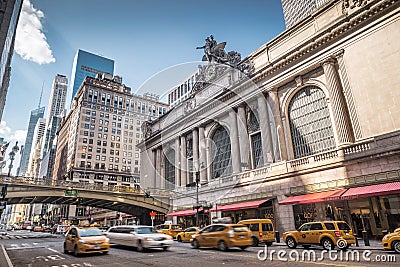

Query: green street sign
left=65, top=189, right=77, bottom=197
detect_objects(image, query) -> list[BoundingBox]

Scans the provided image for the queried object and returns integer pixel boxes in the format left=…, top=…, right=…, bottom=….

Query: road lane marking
left=6, top=246, right=46, bottom=250
left=1, top=244, right=13, bottom=267
left=48, top=248, right=61, bottom=254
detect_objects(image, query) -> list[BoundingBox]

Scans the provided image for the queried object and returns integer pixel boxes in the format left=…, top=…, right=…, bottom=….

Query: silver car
left=106, top=225, right=173, bottom=252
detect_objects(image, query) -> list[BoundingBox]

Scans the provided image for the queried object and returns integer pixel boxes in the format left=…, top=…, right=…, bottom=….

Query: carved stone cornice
left=253, top=0, right=398, bottom=84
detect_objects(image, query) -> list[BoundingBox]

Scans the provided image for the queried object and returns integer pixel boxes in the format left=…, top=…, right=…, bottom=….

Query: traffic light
left=145, top=191, right=151, bottom=198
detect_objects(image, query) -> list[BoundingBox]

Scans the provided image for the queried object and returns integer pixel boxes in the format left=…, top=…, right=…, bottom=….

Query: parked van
left=238, top=219, right=275, bottom=246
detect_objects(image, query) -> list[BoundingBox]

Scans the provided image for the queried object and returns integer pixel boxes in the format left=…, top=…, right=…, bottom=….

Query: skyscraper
left=281, top=0, right=329, bottom=28
left=70, top=49, right=114, bottom=104
left=46, top=74, right=68, bottom=128
left=18, top=106, right=45, bottom=177
left=26, top=118, right=45, bottom=178
left=0, top=0, right=23, bottom=120
left=42, top=74, right=68, bottom=155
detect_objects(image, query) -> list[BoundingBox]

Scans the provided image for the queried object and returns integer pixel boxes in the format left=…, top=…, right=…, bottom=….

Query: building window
left=211, top=126, right=232, bottom=178
left=288, top=86, right=335, bottom=158
left=164, top=150, right=175, bottom=189
left=251, top=133, right=263, bottom=168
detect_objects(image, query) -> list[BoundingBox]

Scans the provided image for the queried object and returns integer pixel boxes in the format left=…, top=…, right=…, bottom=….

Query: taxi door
left=197, top=225, right=215, bottom=247
left=65, top=228, right=77, bottom=251
left=297, top=223, right=312, bottom=244
left=309, top=223, right=324, bottom=244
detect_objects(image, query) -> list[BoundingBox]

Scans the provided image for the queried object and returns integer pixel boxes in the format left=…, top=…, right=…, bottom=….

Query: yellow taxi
left=64, top=226, right=110, bottom=256
left=238, top=219, right=275, bottom=246
left=382, top=227, right=400, bottom=253
left=283, top=221, right=356, bottom=250
left=155, top=223, right=183, bottom=239
left=176, top=227, right=200, bottom=242
left=190, top=224, right=252, bottom=251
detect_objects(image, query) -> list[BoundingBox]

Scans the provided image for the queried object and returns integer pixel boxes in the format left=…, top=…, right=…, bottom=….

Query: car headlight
left=144, top=237, right=154, bottom=241
left=78, top=239, right=86, bottom=244
left=105, top=237, right=110, bottom=242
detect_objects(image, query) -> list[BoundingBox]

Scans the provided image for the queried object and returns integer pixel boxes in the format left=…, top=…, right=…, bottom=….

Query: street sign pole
left=149, top=211, right=156, bottom=227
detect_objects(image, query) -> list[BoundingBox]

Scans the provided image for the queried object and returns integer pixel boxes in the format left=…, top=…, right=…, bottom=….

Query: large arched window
left=211, top=126, right=232, bottom=178
left=288, top=86, right=335, bottom=158
left=164, top=150, right=175, bottom=189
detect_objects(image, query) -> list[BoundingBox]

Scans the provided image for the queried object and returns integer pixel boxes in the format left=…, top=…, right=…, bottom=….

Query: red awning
left=165, top=209, right=196, bottom=217
left=210, top=199, right=270, bottom=212
left=341, top=182, right=400, bottom=199
left=279, top=189, right=346, bottom=205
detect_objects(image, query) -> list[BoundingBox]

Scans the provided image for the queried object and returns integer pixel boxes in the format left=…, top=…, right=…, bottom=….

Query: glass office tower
left=70, top=49, right=114, bottom=104
left=18, top=106, right=45, bottom=177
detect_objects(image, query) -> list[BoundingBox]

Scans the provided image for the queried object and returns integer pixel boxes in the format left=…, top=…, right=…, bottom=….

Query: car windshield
left=136, top=227, right=156, bottom=234
left=78, top=228, right=103, bottom=237
left=170, top=225, right=181, bottom=230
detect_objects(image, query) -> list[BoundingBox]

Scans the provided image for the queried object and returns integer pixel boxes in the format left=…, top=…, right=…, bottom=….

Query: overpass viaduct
left=0, top=177, right=171, bottom=223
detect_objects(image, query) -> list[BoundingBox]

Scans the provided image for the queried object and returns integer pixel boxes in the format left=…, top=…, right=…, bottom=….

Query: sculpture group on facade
left=193, top=35, right=254, bottom=92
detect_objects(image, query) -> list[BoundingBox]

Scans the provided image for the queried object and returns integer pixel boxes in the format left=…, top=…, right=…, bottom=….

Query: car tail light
left=335, top=231, right=341, bottom=237
left=228, top=230, right=234, bottom=238
left=259, top=232, right=262, bottom=237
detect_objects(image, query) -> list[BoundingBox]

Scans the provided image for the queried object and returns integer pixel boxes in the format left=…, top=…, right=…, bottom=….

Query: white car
left=107, top=225, right=173, bottom=252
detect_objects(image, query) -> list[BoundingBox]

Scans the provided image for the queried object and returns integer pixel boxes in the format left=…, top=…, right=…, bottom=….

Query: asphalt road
left=0, top=237, right=398, bottom=267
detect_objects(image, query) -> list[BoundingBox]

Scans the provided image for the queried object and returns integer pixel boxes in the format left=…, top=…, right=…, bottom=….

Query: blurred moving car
left=155, top=223, right=183, bottom=239
left=107, top=225, right=173, bottom=252
left=0, top=229, right=7, bottom=235
left=283, top=221, right=356, bottom=250
left=32, top=226, right=44, bottom=232
left=176, top=227, right=200, bottom=242
left=238, top=219, right=275, bottom=246
left=64, top=226, right=110, bottom=256
left=191, top=224, right=252, bottom=251
left=382, top=227, right=400, bottom=253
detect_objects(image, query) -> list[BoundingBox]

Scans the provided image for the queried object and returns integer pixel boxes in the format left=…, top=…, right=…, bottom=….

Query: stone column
left=155, top=148, right=162, bottom=189
left=268, top=90, right=288, bottom=161
left=257, top=94, right=274, bottom=164
left=322, top=58, right=354, bottom=145
left=237, top=105, right=250, bottom=170
left=199, top=126, right=207, bottom=183
left=193, top=128, right=199, bottom=176
left=180, top=135, right=187, bottom=186
left=335, top=51, right=362, bottom=140
left=229, top=109, right=241, bottom=174
left=151, top=149, right=157, bottom=188
left=174, top=138, right=181, bottom=187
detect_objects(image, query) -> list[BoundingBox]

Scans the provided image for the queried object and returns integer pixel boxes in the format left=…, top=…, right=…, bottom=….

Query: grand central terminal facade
left=139, top=0, right=400, bottom=238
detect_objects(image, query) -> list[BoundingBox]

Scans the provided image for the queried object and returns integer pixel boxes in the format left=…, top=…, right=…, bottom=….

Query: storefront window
left=293, top=204, right=317, bottom=229
left=381, top=194, right=400, bottom=232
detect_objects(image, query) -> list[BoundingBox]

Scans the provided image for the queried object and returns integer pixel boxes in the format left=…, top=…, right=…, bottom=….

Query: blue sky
left=0, top=0, right=285, bottom=172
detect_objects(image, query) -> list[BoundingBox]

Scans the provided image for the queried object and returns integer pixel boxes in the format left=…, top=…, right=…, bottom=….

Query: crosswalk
left=0, top=234, right=63, bottom=239
left=6, top=243, right=46, bottom=250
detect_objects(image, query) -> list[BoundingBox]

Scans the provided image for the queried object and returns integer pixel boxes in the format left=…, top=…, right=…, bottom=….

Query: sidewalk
left=272, top=238, right=383, bottom=250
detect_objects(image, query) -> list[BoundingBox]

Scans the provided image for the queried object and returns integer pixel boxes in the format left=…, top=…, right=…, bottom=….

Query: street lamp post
left=195, top=171, right=200, bottom=227
left=194, top=162, right=204, bottom=227
left=7, top=142, right=19, bottom=177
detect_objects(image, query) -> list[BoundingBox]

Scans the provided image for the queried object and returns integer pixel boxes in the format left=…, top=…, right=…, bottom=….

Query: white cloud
left=15, top=0, right=55, bottom=64
left=0, top=121, right=26, bottom=144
